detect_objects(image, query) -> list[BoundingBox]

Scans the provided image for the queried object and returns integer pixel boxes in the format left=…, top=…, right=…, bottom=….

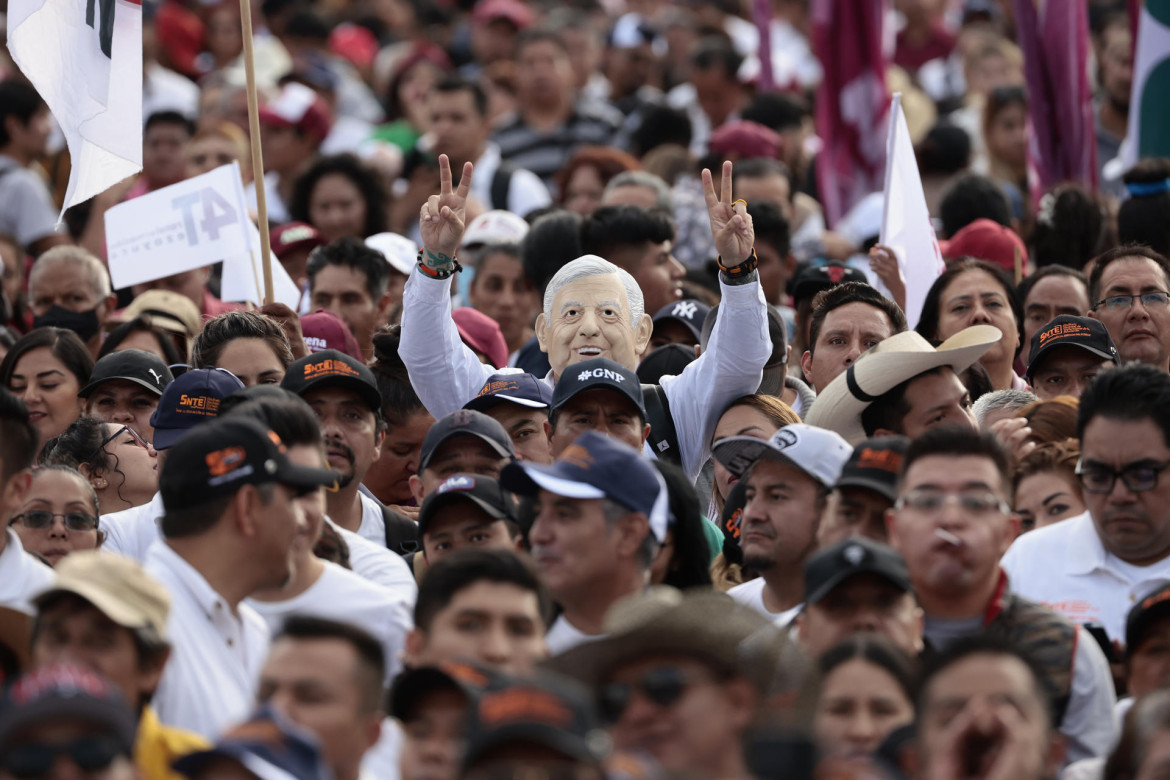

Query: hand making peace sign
left=702, top=160, right=756, bottom=266
left=420, top=154, right=474, bottom=264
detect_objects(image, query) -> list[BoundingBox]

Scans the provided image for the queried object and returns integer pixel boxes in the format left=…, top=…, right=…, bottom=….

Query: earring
left=93, top=478, right=108, bottom=489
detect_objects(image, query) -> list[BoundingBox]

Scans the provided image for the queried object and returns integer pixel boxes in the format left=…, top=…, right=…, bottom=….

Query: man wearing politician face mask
left=28, top=247, right=117, bottom=357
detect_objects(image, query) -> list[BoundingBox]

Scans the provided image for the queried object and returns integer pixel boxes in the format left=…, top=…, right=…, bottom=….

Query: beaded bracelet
left=716, top=247, right=759, bottom=279
left=416, top=248, right=463, bottom=279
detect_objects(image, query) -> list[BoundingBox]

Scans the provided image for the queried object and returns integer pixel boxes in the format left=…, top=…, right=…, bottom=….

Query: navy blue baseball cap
left=464, top=372, right=553, bottom=413
left=419, top=409, right=515, bottom=472
left=148, top=367, right=244, bottom=450
left=652, top=299, right=711, bottom=344
left=172, top=707, right=332, bottom=780
left=552, top=358, right=645, bottom=418
left=501, top=430, right=667, bottom=542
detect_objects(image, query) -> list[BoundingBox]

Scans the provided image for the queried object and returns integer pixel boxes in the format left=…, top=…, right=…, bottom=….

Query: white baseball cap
left=365, top=232, right=417, bottom=276
left=462, top=210, right=529, bottom=248
left=713, top=423, right=852, bottom=489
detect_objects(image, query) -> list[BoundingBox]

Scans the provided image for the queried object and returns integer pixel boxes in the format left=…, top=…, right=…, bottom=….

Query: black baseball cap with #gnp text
left=419, top=409, right=515, bottom=473
left=160, top=417, right=336, bottom=513
left=282, top=349, right=382, bottom=412
left=79, top=349, right=174, bottom=398
left=552, top=357, right=645, bottom=418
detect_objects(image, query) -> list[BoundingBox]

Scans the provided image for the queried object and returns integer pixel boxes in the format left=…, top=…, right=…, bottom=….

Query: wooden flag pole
left=239, top=0, right=275, bottom=305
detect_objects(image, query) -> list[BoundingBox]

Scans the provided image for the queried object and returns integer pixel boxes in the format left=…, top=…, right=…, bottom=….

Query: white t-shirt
left=147, top=543, right=271, bottom=739
left=545, top=615, right=607, bottom=656
left=356, top=491, right=387, bottom=546
left=332, top=520, right=417, bottom=597
left=726, top=578, right=802, bottom=627
left=1002, top=511, right=1170, bottom=642
left=247, top=561, right=413, bottom=681
left=0, top=529, right=55, bottom=614
left=100, top=492, right=164, bottom=561
left=360, top=717, right=402, bottom=780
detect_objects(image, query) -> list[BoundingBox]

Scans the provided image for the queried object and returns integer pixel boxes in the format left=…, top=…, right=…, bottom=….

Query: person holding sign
left=399, top=155, right=768, bottom=481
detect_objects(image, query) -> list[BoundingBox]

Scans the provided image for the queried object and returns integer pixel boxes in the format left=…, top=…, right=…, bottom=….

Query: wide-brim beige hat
left=543, top=587, right=805, bottom=696
left=803, top=324, right=1002, bottom=446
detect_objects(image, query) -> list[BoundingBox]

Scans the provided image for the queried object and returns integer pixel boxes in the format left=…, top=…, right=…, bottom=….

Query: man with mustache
left=283, top=349, right=405, bottom=549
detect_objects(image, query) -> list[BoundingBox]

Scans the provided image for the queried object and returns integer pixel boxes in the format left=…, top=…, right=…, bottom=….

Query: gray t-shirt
left=0, top=155, right=61, bottom=248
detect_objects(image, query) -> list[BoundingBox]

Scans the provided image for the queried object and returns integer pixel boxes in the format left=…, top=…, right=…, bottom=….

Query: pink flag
left=1012, top=0, right=1097, bottom=197
left=812, top=0, right=892, bottom=228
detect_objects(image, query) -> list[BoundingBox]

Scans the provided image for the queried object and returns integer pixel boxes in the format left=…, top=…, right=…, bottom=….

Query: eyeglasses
left=894, top=489, right=1011, bottom=515
left=1075, top=458, right=1170, bottom=494
left=1, top=737, right=124, bottom=779
left=1091, top=291, right=1170, bottom=311
left=12, top=509, right=99, bottom=531
left=598, top=666, right=707, bottom=724
left=85, top=424, right=149, bottom=461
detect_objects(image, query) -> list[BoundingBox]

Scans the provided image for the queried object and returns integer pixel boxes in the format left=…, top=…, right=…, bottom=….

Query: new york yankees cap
left=79, top=349, right=174, bottom=398
left=652, top=299, right=710, bottom=344
left=552, top=358, right=645, bottom=419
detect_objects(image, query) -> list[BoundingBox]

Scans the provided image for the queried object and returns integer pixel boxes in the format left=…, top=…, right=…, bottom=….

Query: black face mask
left=33, top=305, right=101, bottom=342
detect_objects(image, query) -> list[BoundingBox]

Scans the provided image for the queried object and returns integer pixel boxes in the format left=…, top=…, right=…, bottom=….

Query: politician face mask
left=33, top=304, right=102, bottom=342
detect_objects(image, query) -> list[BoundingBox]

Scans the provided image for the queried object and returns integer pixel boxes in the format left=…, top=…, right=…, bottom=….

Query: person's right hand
left=419, top=154, right=473, bottom=265
left=988, top=416, right=1037, bottom=468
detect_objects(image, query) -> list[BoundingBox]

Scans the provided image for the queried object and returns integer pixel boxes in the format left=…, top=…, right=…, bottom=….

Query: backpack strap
left=381, top=503, right=419, bottom=557
left=642, top=383, right=681, bottom=466
left=490, top=162, right=515, bottom=211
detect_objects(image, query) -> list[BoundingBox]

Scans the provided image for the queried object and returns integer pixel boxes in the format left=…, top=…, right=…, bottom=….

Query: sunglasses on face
left=85, top=424, right=149, bottom=461
left=1, top=737, right=125, bottom=779
left=598, top=665, right=709, bottom=724
left=12, top=509, right=100, bottom=532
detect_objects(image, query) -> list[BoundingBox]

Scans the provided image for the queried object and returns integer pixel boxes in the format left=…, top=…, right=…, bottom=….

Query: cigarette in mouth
left=935, top=528, right=963, bottom=547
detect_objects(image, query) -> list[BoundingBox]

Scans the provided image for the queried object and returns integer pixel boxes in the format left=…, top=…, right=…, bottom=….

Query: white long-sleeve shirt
left=398, top=268, right=770, bottom=480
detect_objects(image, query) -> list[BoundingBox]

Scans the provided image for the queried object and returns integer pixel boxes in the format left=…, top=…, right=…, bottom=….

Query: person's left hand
left=703, top=161, right=755, bottom=265
left=869, top=243, right=906, bottom=311
left=989, top=416, right=1037, bottom=467
left=260, top=302, right=309, bottom=360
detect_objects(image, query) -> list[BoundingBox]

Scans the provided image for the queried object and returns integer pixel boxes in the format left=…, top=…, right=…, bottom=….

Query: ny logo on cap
left=843, top=544, right=866, bottom=565
left=671, top=300, right=698, bottom=319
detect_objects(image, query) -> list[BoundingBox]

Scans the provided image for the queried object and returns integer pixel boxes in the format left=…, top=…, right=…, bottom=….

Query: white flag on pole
left=7, top=0, right=143, bottom=217
left=878, top=92, right=944, bottom=329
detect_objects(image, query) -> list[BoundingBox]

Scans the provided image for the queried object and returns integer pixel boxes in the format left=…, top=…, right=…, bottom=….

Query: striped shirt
left=492, top=100, right=623, bottom=193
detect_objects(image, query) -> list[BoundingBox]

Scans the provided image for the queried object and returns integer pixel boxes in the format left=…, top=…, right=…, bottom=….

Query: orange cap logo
left=1038, top=321, right=1092, bottom=345
left=477, top=380, right=519, bottom=398
left=479, top=689, right=572, bottom=728
left=856, top=447, right=902, bottom=474
left=304, top=358, right=360, bottom=379
left=206, top=446, right=246, bottom=477
left=560, top=444, right=594, bottom=470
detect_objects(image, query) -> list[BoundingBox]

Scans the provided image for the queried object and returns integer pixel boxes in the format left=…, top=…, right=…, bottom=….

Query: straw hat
left=802, top=325, right=1002, bottom=445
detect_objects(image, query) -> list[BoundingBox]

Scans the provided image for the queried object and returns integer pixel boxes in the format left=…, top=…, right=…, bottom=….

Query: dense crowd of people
left=1, top=0, right=1170, bottom=778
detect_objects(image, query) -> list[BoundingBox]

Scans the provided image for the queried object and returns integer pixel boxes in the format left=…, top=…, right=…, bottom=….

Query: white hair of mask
left=542, top=254, right=645, bottom=327
left=29, top=246, right=112, bottom=299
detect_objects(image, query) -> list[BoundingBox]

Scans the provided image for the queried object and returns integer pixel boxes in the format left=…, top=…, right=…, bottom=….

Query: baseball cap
left=708, top=120, right=780, bottom=160
left=329, top=23, right=379, bottom=70
left=713, top=423, right=853, bottom=488
left=464, top=373, right=553, bottom=413
left=501, top=430, right=668, bottom=542
left=454, top=308, right=509, bottom=369
left=417, top=474, right=519, bottom=536
left=652, top=299, right=710, bottom=344
left=0, top=664, right=136, bottom=754
left=419, top=409, right=515, bottom=473
left=33, top=551, right=170, bottom=639
left=462, top=210, right=530, bottom=248
left=270, top=222, right=323, bottom=260
left=389, top=661, right=496, bottom=722
left=149, top=367, right=244, bottom=450
left=1127, top=583, right=1170, bottom=653
left=259, top=82, right=333, bottom=142
left=834, top=436, right=910, bottom=502
left=804, top=538, right=913, bottom=605
left=637, top=344, right=696, bottom=384
left=300, top=310, right=363, bottom=361
left=118, top=289, right=202, bottom=341
left=940, top=218, right=1028, bottom=274
left=172, top=707, right=331, bottom=780
left=79, top=349, right=173, bottom=398
left=789, top=262, right=868, bottom=303
left=472, top=0, right=534, bottom=30
left=462, top=673, right=607, bottom=772
left=365, top=232, right=417, bottom=277
left=552, top=358, right=646, bottom=419
left=282, top=349, right=382, bottom=413
left=160, top=416, right=336, bottom=513
left=1025, top=315, right=1119, bottom=382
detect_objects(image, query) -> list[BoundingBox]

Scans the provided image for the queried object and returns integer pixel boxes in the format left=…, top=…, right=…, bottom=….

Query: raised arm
left=661, top=162, right=770, bottom=480
left=399, top=155, right=500, bottom=416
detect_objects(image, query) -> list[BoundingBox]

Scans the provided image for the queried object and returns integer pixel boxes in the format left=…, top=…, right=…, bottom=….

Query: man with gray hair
left=400, top=155, right=769, bottom=481
left=27, top=245, right=117, bottom=356
left=972, top=388, right=1039, bottom=429
left=602, top=170, right=674, bottom=213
